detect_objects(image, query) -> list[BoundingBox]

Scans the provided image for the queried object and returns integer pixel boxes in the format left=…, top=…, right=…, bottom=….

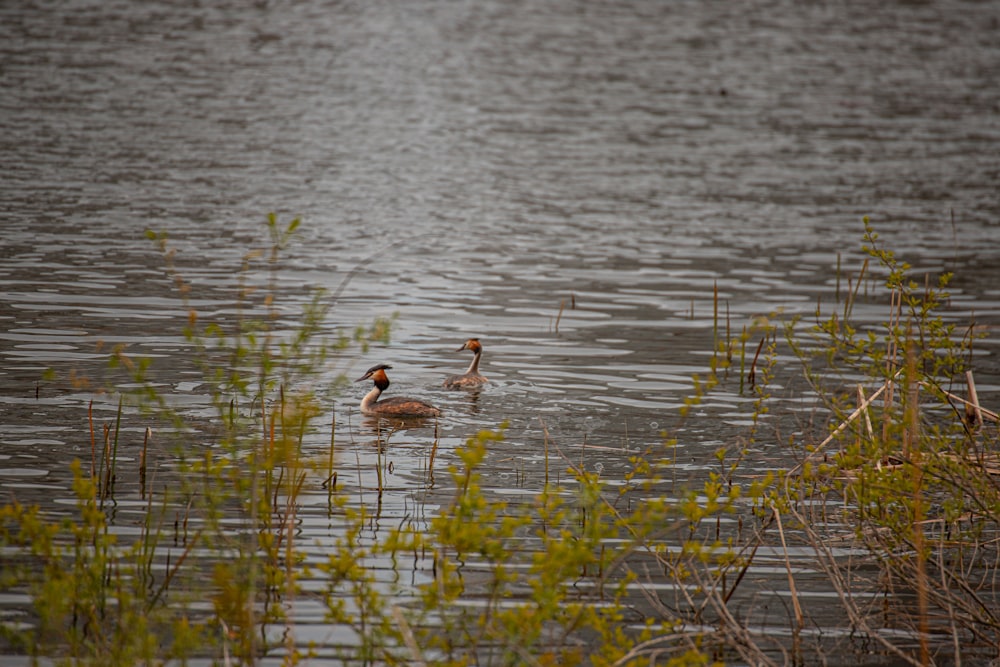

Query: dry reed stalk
left=105, top=394, right=123, bottom=500
left=149, top=527, right=204, bottom=610
left=140, top=427, right=150, bottom=500
left=725, top=300, right=732, bottom=363
left=713, top=280, right=719, bottom=363
left=272, top=467, right=286, bottom=510
left=88, top=399, right=96, bottom=479
left=101, top=423, right=111, bottom=503
left=935, top=524, right=964, bottom=665
left=843, top=258, right=869, bottom=325
left=283, top=474, right=304, bottom=660
left=903, top=343, right=919, bottom=461
left=391, top=605, right=428, bottom=667
left=881, top=287, right=902, bottom=444
left=141, top=468, right=159, bottom=594
left=554, top=299, right=565, bottom=333
left=326, top=413, right=336, bottom=508
left=266, top=409, right=277, bottom=507
left=543, top=417, right=550, bottom=487
left=713, top=514, right=774, bottom=615
left=937, top=452, right=1000, bottom=476
left=427, top=421, right=439, bottom=487
left=772, top=507, right=804, bottom=630
left=788, top=500, right=926, bottom=667
left=739, top=325, right=747, bottom=394
left=836, top=252, right=842, bottom=302
left=857, top=384, right=875, bottom=444
left=182, top=498, right=191, bottom=546
left=903, top=341, right=931, bottom=664
left=747, top=337, right=765, bottom=390
left=374, top=423, right=386, bottom=499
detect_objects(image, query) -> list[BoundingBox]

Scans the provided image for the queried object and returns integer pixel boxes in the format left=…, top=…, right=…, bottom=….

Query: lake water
left=2, top=0, right=999, bottom=664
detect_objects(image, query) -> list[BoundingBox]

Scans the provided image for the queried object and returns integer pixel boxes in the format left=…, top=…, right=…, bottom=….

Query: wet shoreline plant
left=0, top=216, right=997, bottom=666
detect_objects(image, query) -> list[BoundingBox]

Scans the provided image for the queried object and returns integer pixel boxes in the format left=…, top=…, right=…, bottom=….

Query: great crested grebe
left=355, top=364, right=442, bottom=418
left=443, top=338, right=488, bottom=389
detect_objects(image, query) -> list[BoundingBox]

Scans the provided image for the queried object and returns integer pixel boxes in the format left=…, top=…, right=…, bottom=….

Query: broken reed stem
left=554, top=299, right=565, bottom=333
left=965, top=370, right=984, bottom=428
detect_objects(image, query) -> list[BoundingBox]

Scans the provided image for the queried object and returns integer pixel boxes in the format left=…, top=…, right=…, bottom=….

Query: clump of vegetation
left=0, top=216, right=996, bottom=666
left=780, top=218, right=1000, bottom=664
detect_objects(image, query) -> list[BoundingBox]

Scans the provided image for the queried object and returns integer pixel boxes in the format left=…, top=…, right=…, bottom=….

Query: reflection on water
left=2, top=0, right=999, bottom=662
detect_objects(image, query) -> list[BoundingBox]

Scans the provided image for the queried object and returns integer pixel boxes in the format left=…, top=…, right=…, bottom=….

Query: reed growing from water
left=1, top=216, right=997, bottom=666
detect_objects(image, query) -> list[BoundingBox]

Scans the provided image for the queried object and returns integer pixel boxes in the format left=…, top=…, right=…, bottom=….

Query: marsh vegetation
left=1, top=217, right=997, bottom=666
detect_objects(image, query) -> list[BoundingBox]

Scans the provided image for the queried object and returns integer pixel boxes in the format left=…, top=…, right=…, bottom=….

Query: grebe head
left=356, top=363, right=392, bottom=389
left=457, top=338, right=482, bottom=353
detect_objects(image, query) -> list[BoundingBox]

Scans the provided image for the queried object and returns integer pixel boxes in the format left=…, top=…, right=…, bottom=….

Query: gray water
left=2, top=0, right=1000, bottom=663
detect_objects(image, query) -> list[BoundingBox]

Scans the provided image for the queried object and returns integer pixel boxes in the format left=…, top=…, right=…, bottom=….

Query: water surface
left=2, top=0, right=999, bottom=663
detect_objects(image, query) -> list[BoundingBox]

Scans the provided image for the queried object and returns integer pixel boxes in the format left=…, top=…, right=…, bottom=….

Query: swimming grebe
left=443, top=338, right=488, bottom=389
left=356, top=364, right=442, bottom=418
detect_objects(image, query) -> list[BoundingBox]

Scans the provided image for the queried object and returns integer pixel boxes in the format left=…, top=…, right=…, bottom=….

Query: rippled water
left=2, top=0, right=1000, bottom=663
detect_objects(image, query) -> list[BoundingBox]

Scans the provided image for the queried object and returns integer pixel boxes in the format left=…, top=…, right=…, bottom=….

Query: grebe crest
left=355, top=363, right=442, bottom=418
left=443, top=338, right=488, bottom=389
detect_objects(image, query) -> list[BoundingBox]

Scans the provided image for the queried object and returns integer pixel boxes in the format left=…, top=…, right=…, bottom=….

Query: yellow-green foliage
left=2, top=217, right=998, bottom=666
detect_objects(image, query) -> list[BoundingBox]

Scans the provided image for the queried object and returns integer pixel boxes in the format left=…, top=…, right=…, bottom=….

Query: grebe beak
left=355, top=373, right=370, bottom=382
left=455, top=343, right=468, bottom=352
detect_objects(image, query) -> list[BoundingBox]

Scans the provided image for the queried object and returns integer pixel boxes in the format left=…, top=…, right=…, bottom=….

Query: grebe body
left=443, top=338, right=488, bottom=389
left=356, top=364, right=442, bottom=418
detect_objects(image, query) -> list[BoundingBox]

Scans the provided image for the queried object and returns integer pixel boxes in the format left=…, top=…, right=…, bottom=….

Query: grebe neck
left=465, top=348, right=482, bottom=375
left=360, top=377, right=389, bottom=413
